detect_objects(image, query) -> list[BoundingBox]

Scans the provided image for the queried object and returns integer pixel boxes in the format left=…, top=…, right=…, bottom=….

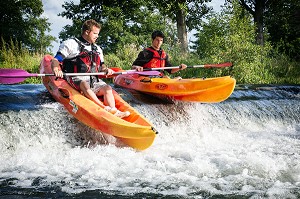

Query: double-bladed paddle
left=0, top=62, right=232, bottom=84
left=0, top=68, right=160, bottom=84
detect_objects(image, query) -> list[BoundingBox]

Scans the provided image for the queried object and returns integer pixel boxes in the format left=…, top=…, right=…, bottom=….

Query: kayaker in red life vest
left=51, top=19, right=130, bottom=118
left=132, top=30, right=187, bottom=76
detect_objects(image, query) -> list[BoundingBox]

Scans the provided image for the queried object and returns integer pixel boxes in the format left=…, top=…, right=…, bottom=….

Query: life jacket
left=143, top=47, right=167, bottom=69
left=62, top=38, right=102, bottom=73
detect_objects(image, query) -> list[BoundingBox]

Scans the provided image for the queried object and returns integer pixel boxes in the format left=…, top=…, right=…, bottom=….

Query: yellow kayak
left=114, top=73, right=236, bottom=103
left=40, top=55, right=157, bottom=150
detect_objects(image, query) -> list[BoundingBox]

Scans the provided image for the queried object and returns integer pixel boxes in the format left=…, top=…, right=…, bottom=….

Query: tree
left=264, top=0, right=300, bottom=60
left=225, top=0, right=267, bottom=45
left=149, top=0, right=212, bottom=53
left=240, top=0, right=266, bottom=45
left=59, top=0, right=176, bottom=53
left=227, top=0, right=300, bottom=60
left=192, top=2, right=283, bottom=84
left=0, top=0, right=55, bottom=53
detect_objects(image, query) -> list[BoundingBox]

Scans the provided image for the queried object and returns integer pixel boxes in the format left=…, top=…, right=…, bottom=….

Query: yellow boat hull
left=114, top=74, right=236, bottom=103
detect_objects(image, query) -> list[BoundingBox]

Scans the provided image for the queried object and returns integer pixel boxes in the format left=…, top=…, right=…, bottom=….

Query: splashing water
left=0, top=84, right=299, bottom=198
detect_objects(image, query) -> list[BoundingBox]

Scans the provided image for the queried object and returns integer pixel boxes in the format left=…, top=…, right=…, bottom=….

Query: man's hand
left=106, top=68, right=114, bottom=75
left=53, top=67, right=63, bottom=78
left=51, top=59, right=63, bottom=78
left=171, top=63, right=187, bottom=74
left=180, top=64, right=187, bottom=70
left=132, top=65, right=144, bottom=71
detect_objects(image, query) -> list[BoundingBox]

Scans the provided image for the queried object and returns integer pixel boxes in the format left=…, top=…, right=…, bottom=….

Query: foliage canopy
left=0, top=0, right=55, bottom=53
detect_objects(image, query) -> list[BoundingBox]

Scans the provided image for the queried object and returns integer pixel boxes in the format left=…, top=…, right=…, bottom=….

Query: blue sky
left=42, top=0, right=223, bottom=54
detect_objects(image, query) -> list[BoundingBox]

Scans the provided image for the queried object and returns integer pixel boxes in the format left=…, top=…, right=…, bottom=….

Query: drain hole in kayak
left=59, top=89, right=70, bottom=98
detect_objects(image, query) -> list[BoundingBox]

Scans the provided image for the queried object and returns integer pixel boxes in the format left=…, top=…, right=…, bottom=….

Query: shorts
left=66, top=76, right=107, bottom=93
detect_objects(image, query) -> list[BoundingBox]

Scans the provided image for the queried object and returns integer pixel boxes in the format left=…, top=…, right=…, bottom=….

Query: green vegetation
left=0, top=0, right=299, bottom=85
left=1, top=37, right=299, bottom=85
left=190, top=2, right=300, bottom=84
left=0, top=0, right=56, bottom=53
left=0, top=39, right=43, bottom=84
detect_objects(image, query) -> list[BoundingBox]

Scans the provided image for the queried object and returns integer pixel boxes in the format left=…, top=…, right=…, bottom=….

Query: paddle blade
left=0, top=69, right=36, bottom=84
left=128, top=71, right=161, bottom=76
left=0, top=76, right=27, bottom=84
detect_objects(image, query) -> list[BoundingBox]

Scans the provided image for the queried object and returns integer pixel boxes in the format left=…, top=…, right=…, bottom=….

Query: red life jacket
left=143, top=47, right=167, bottom=69
left=62, top=39, right=101, bottom=73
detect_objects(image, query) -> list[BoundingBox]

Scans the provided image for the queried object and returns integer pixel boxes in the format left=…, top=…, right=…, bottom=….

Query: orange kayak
left=114, top=74, right=236, bottom=103
left=40, top=55, right=157, bottom=150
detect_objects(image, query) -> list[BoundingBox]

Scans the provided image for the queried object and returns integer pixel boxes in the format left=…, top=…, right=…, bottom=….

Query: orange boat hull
left=114, top=74, right=236, bottom=103
left=40, top=55, right=157, bottom=150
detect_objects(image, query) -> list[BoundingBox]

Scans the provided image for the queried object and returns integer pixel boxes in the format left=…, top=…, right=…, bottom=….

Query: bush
left=190, top=1, right=300, bottom=84
left=0, top=38, right=43, bottom=84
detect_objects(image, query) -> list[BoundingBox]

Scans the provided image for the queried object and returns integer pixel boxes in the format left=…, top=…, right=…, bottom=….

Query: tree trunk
left=239, top=0, right=265, bottom=45
left=254, top=0, right=265, bottom=45
left=176, top=8, right=188, bottom=53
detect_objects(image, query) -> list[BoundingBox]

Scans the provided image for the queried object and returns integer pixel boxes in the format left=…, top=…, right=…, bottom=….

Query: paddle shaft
left=130, top=62, right=233, bottom=71
left=2, top=71, right=136, bottom=78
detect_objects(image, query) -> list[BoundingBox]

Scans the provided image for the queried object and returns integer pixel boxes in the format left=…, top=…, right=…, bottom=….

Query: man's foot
left=114, top=110, right=130, bottom=119
left=104, top=106, right=130, bottom=118
left=104, top=106, right=117, bottom=114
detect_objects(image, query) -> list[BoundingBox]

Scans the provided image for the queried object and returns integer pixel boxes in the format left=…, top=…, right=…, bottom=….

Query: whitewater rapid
left=0, top=84, right=299, bottom=198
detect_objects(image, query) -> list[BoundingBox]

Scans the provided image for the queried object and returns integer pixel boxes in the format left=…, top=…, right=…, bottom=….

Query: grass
left=1, top=40, right=299, bottom=85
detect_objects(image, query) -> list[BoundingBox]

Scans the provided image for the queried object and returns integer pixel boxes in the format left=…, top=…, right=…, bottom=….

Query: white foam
left=0, top=98, right=300, bottom=197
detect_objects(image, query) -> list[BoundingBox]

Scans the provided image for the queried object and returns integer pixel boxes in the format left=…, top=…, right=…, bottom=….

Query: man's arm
left=51, top=53, right=64, bottom=78
left=164, top=54, right=187, bottom=74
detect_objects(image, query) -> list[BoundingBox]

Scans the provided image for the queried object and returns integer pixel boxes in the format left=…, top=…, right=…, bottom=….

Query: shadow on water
left=0, top=178, right=264, bottom=199
left=0, top=84, right=54, bottom=112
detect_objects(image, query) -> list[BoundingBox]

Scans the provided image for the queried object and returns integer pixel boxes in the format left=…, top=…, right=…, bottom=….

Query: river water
left=0, top=84, right=300, bottom=198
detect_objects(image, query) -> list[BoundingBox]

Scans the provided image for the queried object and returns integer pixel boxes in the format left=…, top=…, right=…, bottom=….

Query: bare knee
left=80, top=81, right=90, bottom=91
left=102, top=85, right=112, bottom=93
left=96, top=84, right=113, bottom=96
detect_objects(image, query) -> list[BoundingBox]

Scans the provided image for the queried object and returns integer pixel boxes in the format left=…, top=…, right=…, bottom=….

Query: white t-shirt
left=57, top=38, right=104, bottom=63
left=56, top=38, right=107, bottom=88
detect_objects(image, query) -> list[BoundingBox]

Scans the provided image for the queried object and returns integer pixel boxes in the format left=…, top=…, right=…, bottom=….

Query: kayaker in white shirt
left=51, top=19, right=130, bottom=118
